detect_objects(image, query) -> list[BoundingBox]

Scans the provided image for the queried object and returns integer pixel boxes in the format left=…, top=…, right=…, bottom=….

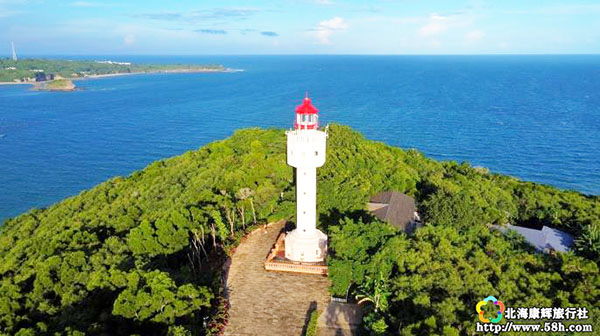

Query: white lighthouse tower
left=284, top=95, right=328, bottom=263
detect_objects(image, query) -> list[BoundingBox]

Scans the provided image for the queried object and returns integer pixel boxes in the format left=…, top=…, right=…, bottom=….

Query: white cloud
left=430, top=39, right=442, bottom=48
left=70, top=1, right=122, bottom=8
left=419, top=13, right=448, bottom=37
left=0, top=0, right=28, bottom=4
left=319, top=16, right=348, bottom=30
left=123, top=34, right=135, bottom=45
left=465, top=29, right=485, bottom=42
left=310, top=17, right=348, bottom=44
left=355, top=15, right=420, bottom=25
left=0, top=9, right=22, bottom=17
left=0, top=0, right=26, bottom=17
left=538, top=4, right=600, bottom=15
left=70, top=1, right=97, bottom=7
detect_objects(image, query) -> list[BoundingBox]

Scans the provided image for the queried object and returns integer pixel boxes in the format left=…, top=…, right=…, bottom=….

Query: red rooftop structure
left=294, top=95, right=319, bottom=130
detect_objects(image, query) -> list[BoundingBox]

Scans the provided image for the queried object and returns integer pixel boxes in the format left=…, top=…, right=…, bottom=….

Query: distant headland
left=0, top=58, right=228, bottom=91
left=32, top=78, right=76, bottom=91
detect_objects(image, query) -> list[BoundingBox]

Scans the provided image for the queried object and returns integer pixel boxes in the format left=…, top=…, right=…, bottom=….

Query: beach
left=0, top=81, right=35, bottom=85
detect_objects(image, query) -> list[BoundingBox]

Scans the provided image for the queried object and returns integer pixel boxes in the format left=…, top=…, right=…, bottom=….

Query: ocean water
left=1, top=55, right=599, bottom=221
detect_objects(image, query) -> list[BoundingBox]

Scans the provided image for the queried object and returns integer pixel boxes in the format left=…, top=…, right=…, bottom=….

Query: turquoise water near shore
left=0, top=55, right=599, bottom=220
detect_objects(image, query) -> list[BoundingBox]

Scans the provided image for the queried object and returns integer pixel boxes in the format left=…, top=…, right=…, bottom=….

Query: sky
left=1, top=0, right=599, bottom=55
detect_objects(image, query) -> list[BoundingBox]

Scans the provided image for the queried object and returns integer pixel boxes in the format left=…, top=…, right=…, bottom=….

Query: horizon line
left=5, top=53, right=600, bottom=57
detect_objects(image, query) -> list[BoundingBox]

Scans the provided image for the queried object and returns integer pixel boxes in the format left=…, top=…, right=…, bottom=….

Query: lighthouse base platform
left=264, top=231, right=328, bottom=276
left=285, top=228, right=328, bottom=262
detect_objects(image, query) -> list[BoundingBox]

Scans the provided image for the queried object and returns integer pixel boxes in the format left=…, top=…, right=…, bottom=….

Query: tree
left=575, top=222, right=600, bottom=263
left=113, top=271, right=212, bottom=324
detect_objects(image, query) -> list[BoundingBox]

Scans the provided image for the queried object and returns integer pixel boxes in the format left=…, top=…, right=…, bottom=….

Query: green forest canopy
left=0, top=125, right=598, bottom=335
left=0, top=58, right=224, bottom=82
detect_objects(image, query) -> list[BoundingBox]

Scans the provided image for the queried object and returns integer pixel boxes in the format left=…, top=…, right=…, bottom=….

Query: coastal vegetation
left=0, top=125, right=598, bottom=335
left=0, top=58, right=225, bottom=83
left=35, top=79, right=76, bottom=91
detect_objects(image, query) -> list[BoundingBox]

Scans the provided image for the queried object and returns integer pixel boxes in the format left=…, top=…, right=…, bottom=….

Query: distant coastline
left=0, top=58, right=230, bottom=88
left=0, top=67, right=230, bottom=86
left=80, top=67, right=230, bottom=79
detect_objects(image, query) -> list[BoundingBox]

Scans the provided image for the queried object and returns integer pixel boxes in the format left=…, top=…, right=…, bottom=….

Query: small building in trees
left=496, top=224, right=574, bottom=253
left=35, top=72, right=46, bottom=82
left=34, top=73, right=55, bottom=82
left=367, top=191, right=421, bottom=233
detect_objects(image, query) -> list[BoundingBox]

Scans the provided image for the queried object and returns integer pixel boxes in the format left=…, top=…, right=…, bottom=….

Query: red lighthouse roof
left=294, top=95, right=319, bottom=130
left=295, top=96, right=318, bottom=114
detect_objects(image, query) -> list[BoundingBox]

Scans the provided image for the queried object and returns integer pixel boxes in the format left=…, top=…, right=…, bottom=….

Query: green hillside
left=0, top=125, right=598, bottom=335
left=0, top=58, right=224, bottom=82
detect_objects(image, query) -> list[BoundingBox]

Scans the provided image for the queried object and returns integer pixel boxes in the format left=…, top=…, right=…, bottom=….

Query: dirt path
left=224, top=220, right=331, bottom=336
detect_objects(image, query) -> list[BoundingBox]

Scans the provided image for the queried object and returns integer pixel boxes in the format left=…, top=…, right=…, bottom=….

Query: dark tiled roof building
left=368, top=191, right=421, bottom=232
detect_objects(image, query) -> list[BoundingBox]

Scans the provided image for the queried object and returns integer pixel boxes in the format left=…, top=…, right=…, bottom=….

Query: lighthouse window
left=315, top=151, right=318, bottom=156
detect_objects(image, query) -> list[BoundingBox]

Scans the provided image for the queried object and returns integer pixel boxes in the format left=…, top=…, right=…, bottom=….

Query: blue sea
left=1, top=55, right=599, bottom=221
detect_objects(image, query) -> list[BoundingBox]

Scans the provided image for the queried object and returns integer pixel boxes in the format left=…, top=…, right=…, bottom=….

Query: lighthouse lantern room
left=294, top=96, right=319, bottom=130
left=284, top=96, right=328, bottom=263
